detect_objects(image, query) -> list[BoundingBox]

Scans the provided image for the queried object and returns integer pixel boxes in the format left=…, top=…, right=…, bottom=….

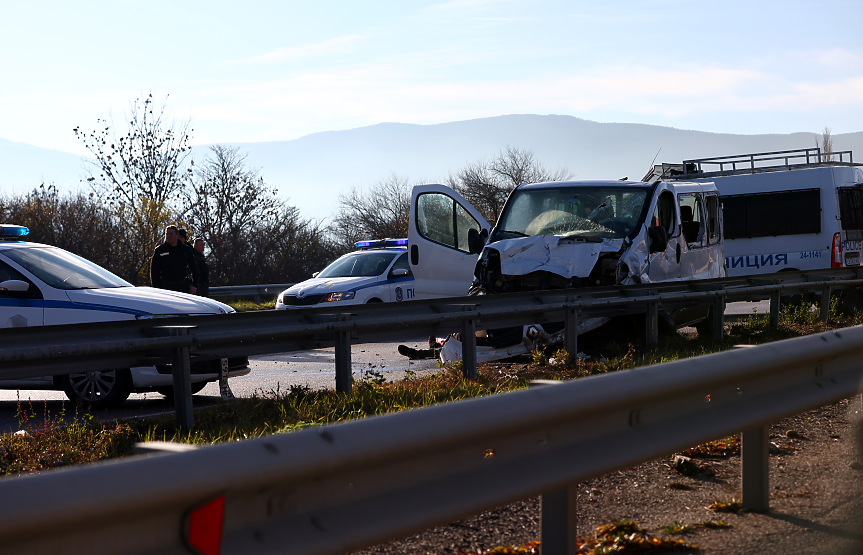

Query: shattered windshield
left=495, top=186, right=651, bottom=240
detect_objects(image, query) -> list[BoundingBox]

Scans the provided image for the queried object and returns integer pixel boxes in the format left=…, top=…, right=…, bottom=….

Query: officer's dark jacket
left=150, top=241, right=200, bottom=288
left=193, top=250, right=209, bottom=287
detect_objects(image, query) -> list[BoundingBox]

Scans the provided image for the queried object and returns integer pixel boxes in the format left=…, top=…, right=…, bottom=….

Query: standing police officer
left=192, top=237, right=210, bottom=297
left=150, top=225, right=200, bottom=294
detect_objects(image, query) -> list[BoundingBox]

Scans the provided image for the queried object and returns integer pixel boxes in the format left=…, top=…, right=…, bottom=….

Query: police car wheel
left=60, top=369, right=133, bottom=410
left=156, top=382, right=207, bottom=398
left=366, top=298, right=383, bottom=303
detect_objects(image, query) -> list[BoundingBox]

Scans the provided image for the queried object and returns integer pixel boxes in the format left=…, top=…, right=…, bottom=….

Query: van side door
left=409, top=184, right=491, bottom=298
left=677, top=190, right=725, bottom=280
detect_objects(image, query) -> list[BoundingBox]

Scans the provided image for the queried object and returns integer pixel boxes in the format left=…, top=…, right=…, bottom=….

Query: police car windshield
left=496, top=186, right=651, bottom=240
left=2, top=247, right=131, bottom=290
left=317, top=251, right=398, bottom=278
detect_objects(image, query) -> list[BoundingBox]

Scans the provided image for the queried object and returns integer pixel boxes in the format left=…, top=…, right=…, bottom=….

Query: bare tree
left=447, top=146, right=571, bottom=225
left=820, top=126, right=834, bottom=162
left=184, top=145, right=334, bottom=284
left=74, top=93, right=192, bottom=284
left=329, top=174, right=413, bottom=250
left=0, top=184, right=119, bottom=273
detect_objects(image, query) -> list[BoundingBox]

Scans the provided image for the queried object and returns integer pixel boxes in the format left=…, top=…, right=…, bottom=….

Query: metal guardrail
left=1, top=268, right=861, bottom=385
left=208, top=284, right=294, bottom=300
left=1, top=324, right=861, bottom=554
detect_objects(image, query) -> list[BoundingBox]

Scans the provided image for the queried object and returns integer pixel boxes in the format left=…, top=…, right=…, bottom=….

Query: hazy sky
left=2, top=0, right=861, bottom=155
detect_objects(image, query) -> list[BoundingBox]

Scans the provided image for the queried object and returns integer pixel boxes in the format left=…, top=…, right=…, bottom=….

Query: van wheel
left=157, top=382, right=208, bottom=399
left=60, top=369, right=133, bottom=409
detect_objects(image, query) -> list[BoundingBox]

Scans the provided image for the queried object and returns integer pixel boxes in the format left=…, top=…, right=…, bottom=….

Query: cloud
left=243, top=35, right=368, bottom=64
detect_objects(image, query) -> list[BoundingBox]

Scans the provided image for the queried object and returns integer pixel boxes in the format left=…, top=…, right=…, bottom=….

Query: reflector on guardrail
left=184, top=495, right=225, bottom=555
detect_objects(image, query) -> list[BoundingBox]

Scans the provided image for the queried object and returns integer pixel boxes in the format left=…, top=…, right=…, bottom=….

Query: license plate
left=846, top=257, right=861, bottom=266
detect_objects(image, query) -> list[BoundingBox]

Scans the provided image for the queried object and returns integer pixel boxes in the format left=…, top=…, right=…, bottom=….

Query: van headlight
left=322, top=291, right=355, bottom=302
left=277, top=293, right=284, bottom=304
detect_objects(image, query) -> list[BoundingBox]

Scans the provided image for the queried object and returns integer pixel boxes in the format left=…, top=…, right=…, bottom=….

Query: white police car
left=0, top=224, right=250, bottom=408
left=276, top=239, right=417, bottom=308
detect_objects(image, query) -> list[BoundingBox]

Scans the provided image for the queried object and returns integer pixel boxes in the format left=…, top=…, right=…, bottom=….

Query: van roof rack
left=643, top=147, right=860, bottom=182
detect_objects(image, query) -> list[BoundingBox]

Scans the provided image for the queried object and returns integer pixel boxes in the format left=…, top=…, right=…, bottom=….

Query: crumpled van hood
left=485, top=235, right=624, bottom=278
left=65, top=286, right=233, bottom=315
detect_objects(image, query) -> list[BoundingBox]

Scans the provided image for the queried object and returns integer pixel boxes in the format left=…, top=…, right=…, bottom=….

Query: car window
left=705, top=194, right=721, bottom=244
left=416, top=193, right=481, bottom=253
left=317, top=251, right=398, bottom=278
left=0, top=259, right=42, bottom=299
left=2, top=247, right=130, bottom=290
left=652, top=190, right=676, bottom=236
left=678, top=194, right=704, bottom=246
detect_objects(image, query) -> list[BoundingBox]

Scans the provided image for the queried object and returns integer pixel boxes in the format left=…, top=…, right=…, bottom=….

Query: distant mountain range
left=3, top=115, right=862, bottom=222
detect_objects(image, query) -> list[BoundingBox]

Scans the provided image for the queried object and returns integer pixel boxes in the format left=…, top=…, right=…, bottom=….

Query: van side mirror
left=468, top=228, right=489, bottom=255
left=647, top=226, right=668, bottom=254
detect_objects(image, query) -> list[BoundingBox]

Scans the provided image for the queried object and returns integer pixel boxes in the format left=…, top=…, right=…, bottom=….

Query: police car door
left=0, top=259, right=43, bottom=328
left=387, top=252, right=416, bottom=302
left=409, top=185, right=491, bottom=298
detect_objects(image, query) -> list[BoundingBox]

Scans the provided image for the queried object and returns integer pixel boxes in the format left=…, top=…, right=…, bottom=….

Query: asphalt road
left=0, top=300, right=772, bottom=433
left=0, top=336, right=441, bottom=433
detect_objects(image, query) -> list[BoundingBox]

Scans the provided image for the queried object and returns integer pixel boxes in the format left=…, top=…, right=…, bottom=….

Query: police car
left=276, top=239, right=416, bottom=309
left=0, top=224, right=250, bottom=408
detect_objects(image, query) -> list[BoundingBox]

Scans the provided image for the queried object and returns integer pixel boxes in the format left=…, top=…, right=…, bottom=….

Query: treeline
left=1, top=95, right=569, bottom=286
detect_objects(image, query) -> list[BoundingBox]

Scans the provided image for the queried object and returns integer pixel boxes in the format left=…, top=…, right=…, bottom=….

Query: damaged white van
left=408, top=180, right=725, bottom=360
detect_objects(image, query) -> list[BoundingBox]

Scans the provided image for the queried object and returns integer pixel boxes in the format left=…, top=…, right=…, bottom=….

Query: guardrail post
left=742, top=425, right=770, bottom=512
left=564, top=303, right=578, bottom=360
left=769, top=290, right=781, bottom=329
left=167, top=326, right=195, bottom=432
left=646, top=299, right=658, bottom=349
left=462, top=309, right=477, bottom=380
left=529, top=380, right=578, bottom=554
left=335, top=314, right=352, bottom=393
left=541, top=485, right=578, bottom=555
left=820, top=286, right=832, bottom=323
left=712, top=295, right=725, bottom=343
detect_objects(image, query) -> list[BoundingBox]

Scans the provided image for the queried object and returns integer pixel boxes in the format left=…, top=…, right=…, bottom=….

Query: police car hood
left=64, top=286, right=234, bottom=316
left=285, top=276, right=377, bottom=296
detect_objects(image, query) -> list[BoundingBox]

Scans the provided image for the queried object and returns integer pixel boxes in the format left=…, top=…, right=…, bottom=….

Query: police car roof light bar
left=354, top=238, right=408, bottom=248
left=0, top=225, right=30, bottom=238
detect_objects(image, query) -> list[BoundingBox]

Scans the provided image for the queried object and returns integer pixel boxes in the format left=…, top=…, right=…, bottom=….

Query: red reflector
left=832, top=232, right=842, bottom=268
left=185, top=495, right=225, bottom=555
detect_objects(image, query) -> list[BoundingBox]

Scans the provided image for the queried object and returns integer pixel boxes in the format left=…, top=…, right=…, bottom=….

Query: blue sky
left=1, top=0, right=861, bottom=155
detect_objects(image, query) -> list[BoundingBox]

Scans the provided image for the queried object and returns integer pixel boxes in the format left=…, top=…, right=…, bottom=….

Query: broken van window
left=495, top=186, right=650, bottom=240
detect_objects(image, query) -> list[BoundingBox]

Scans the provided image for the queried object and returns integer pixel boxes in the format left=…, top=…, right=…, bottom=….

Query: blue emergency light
left=0, top=225, right=30, bottom=238
left=354, top=238, right=408, bottom=248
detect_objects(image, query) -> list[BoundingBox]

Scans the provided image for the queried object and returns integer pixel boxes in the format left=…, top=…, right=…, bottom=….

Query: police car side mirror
left=391, top=268, right=409, bottom=277
left=312, top=271, right=320, bottom=278
left=647, top=226, right=668, bottom=254
left=0, top=279, right=29, bottom=292
left=468, top=228, right=489, bottom=255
